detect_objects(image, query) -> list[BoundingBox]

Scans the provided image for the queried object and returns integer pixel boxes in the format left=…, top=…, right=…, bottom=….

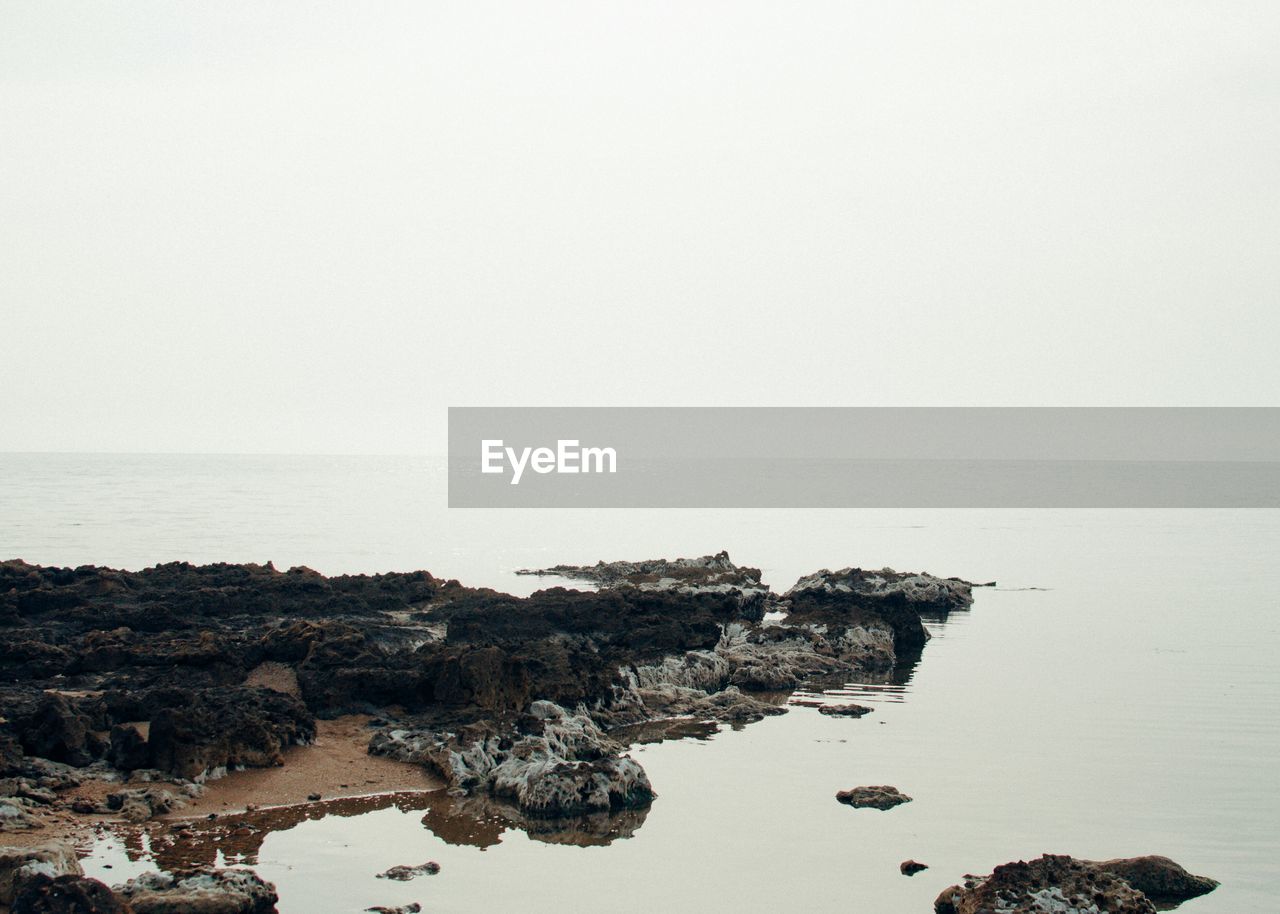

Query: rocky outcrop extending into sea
left=0, top=553, right=1216, bottom=912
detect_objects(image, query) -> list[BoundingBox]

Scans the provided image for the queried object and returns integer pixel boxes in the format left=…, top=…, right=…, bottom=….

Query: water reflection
left=100, top=784, right=655, bottom=873
left=418, top=791, right=650, bottom=848
left=123, top=792, right=442, bottom=870
left=787, top=613, right=965, bottom=707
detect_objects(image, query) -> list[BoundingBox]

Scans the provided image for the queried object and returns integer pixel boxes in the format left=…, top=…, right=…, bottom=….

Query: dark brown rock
left=147, top=688, right=314, bottom=781
left=1091, top=855, right=1219, bottom=906
left=817, top=703, right=873, bottom=718
left=933, top=853, right=1217, bottom=914
left=117, top=868, right=277, bottom=914
left=836, top=785, right=911, bottom=810
left=12, top=874, right=130, bottom=914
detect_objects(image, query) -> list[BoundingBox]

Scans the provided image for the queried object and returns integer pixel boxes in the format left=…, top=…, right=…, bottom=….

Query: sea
left=1, top=453, right=1276, bottom=913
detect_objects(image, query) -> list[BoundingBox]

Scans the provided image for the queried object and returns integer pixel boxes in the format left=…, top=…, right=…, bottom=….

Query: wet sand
left=170, top=715, right=441, bottom=818
left=2, top=716, right=439, bottom=854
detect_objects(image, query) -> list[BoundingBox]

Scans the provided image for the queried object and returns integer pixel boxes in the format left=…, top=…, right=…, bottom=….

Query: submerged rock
left=817, top=704, right=873, bottom=718
left=117, top=868, right=278, bottom=914
left=376, top=861, right=440, bottom=880
left=934, top=854, right=1218, bottom=914
left=366, top=905, right=420, bottom=914
left=835, top=785, right=912, bottom=810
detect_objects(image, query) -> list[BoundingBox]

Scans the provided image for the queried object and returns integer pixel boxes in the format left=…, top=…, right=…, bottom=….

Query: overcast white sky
left=2, top=2, right=1278, bottom=454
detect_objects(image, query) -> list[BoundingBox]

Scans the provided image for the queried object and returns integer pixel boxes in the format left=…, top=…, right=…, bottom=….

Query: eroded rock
left=0, top=556, right=972, bottom=838
left=817, top=704, right=873, bottom=718
left=117, top=868, right=278, bottom=914
left=12, top=873, right=128, bottom=914
left=376, top=861, right=440, bottom=880
left=934, top=853, right=1217, bottom=914
left=1090, top=855, right=1219, bottom=907
left=836, top=785, right=912, bottom=810
left=0, top=843, right=83, bottom=905
left=371, top=701, right=654, bottom=818
left=517, top=551, right=767, bottom=602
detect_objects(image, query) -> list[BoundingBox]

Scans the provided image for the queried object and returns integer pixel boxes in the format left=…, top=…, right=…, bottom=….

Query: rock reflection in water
left=421, top=791, right=650, bottom=848
left=122, top=792, right=441, bottom=870
left=111, top=783, right=653, bottom=874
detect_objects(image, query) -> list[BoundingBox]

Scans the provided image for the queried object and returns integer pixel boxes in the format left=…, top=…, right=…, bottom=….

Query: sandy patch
left=0, top=716, right=438, bottom=853
left=168, top=715, right=439, bottom=817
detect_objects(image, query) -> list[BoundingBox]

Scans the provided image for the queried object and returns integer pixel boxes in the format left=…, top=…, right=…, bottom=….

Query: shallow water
left=2, top=453, right=1277, bottom=912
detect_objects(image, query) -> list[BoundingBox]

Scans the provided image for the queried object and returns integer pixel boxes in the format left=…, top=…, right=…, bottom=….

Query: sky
left=2, top=1, right=1278, bottom=454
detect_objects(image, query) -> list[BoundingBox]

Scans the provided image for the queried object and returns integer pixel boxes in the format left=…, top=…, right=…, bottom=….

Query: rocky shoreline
left=0, top=553, right=1217, bottom=912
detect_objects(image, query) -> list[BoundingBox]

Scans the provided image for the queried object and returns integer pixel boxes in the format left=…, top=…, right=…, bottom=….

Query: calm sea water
left=2, top=454, right=1277, bottom=913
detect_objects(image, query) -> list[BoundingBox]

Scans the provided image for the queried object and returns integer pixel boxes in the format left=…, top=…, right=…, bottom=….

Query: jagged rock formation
left=117, top=868, right=279, bottom=914
left=0, top=554, right=972, bottom=826
left=934, top=854, right=1218, bottom=914
left=517, top=550, right=769, bottom=600
left=370, top=701, right=654, bottom=817
left=1, top=841, right=282, bottom=913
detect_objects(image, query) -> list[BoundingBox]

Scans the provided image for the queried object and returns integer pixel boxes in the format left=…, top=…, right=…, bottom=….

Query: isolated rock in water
left=1090, top=855, right=1219, bottom=906
left=12, top=873, right=128, bottom=914
left=518, top=550, right=764, bottom=590
left=366, top=905, right=421, bottom=914
left=783, top=571, right=943, bottom=659
left=0, top=843, right=83, bottom=905
left=817, top=703, right=873, bottom=718
left=516, top=551, right=769, bottom=613
left=785, top=567, right=974, bottom=659
left=836, top=785, right=912, bottom=810
left=117, top=868, right=278, bottom=914
left=787, top=567, right=974, bottom=612
left=933, top=853, right=1219, bottom=914
left=900, top=860, right=929, bottom=876
left=376, top=861, right=440, bottom=881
